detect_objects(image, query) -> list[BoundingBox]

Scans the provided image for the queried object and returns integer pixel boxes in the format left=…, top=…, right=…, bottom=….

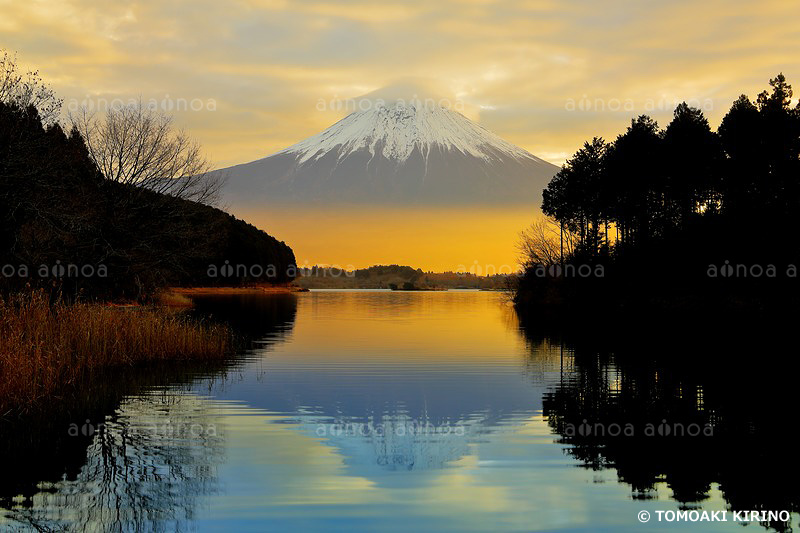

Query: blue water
left=1, top=291, right=795, bottom=532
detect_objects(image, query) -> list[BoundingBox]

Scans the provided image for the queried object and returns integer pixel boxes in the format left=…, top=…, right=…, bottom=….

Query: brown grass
left=0, top=291, right=231, bottom=417
left=156, top=290, right=194, bottom=307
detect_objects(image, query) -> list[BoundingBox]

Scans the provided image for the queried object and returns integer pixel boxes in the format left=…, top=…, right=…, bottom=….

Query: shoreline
left=0, top=292, right=232, bottom=418
left=166, top=284, right=308, bottom=297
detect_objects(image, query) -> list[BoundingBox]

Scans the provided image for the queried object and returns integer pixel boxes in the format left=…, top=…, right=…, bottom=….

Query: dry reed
left=0, top=291, right=230, bottom=416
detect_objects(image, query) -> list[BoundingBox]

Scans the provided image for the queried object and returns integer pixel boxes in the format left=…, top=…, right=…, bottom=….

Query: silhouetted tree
left=520, top=73, right=800, bottom=313
left=718, top=95, right=763, bottom=216
left=604, top=115, right=663, bottom=246
left=70, top=103, right=223, bottom=206
left=0, top=49, right=62, bottom=125
left=542, top=137, right=608, bottom=256
left=518, top=217, right=578, bottom=266
left=755, top=74, right=800, bottom=218
left=662, top=103, right=722, bottom=226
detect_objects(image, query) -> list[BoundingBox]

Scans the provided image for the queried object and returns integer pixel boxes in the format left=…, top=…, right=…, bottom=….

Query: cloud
left=2, top=0, right=799, bottom=170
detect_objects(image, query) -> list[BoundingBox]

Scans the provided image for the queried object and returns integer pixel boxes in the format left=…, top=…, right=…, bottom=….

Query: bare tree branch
left=0, top=49, right=62, bottom=126
left=518, top=216, right=578, bottom=267
left=70, top=102, right=225, bottom=206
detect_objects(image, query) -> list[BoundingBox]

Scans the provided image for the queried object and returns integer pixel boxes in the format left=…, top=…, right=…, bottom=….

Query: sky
left=2, top=0, right=800, bottom=270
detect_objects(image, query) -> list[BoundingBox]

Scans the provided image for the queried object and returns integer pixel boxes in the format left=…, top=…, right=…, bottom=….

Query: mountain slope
left=217, top=96, right=558, bottom=206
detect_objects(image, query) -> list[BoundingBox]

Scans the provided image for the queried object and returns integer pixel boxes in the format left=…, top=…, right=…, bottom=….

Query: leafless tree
left=0, top=49, right=62, bottom=126
left=518, top=216, right=578, bottom=267
left=71, top=103, right=224, bottom=206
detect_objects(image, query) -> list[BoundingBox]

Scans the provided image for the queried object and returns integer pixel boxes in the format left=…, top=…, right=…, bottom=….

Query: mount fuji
left=215, top=86, right=558, bottom=206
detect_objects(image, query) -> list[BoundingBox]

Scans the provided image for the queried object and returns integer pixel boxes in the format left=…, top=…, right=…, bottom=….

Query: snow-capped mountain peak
left=214, top=84, right=559, bottom=205
left=278, top=100, right=540, bottom=165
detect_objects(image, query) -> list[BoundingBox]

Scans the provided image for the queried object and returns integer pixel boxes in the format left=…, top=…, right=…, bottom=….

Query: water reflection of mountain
left=518, top=313, right=800, bottom=532
left=0, top=294, right=297, bottom=532
left=313, top=414, right=474, bottom=474
left=200, top=292, right=553, bottom=479
left=207, top=357, right=548, bottom=479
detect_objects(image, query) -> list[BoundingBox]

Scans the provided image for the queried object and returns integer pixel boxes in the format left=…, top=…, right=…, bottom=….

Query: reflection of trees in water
left=6, top=392, right=224, bottom=532
left=189, top=293, right=297, bottom=344
left=519, top=316, right=800, bottom=532
left=1, top=294, right=298, bottom=532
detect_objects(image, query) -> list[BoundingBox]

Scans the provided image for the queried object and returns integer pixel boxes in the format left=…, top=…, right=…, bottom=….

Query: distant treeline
left=297, top=264, right=509, bottom=290
left=516, top=74, right=800, bottom=314
left=0, top=99, right=295, bottom=300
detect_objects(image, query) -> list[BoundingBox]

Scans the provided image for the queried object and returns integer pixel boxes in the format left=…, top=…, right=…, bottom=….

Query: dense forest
left=515, top=74, right=800, bottom=315
left=0, top=53, right=295, bottom=300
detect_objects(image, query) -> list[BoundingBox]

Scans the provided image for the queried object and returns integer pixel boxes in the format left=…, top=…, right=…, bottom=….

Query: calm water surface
left=1, top=291, right=796, bottom=531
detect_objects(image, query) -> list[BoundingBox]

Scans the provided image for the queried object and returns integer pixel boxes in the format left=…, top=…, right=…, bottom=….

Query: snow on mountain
left=281, top=99, right=539, bottom=165
left=215, top=87, right=558, bottom=206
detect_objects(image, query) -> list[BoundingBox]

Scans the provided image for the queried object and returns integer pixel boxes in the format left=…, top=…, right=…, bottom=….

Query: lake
left=0, top=290, right=797, bottom=532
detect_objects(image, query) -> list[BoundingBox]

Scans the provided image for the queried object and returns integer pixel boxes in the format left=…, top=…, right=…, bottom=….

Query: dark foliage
left=519, top=74, right=800, bottom=314
left=518, top=312, right=800, bottom=532
left=0, top=101, right=296, bottom=300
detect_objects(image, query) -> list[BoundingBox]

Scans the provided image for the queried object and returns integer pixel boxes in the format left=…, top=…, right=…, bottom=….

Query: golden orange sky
left=3, top=0, right=800, bottom=270
left=237, top=206, right=536, bottom=272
